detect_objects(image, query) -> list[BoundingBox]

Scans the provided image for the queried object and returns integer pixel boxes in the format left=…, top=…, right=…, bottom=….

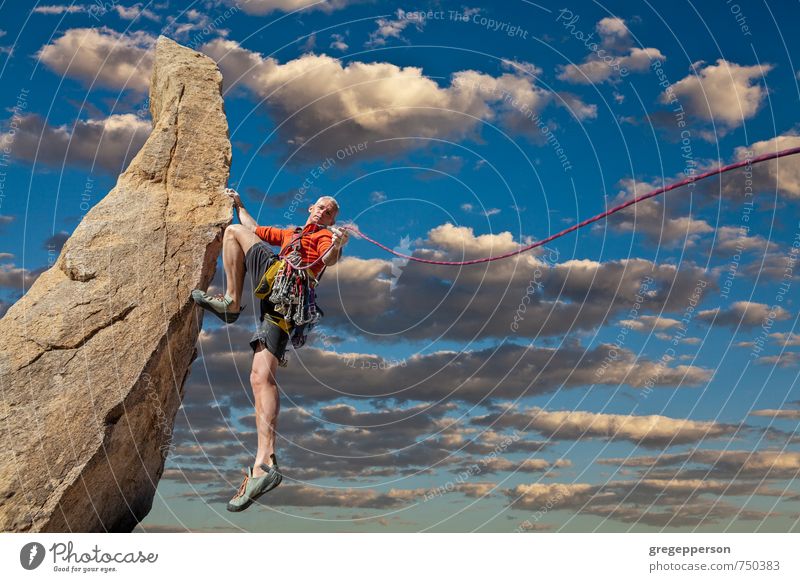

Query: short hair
left=315, top=195, right=339, bottom=214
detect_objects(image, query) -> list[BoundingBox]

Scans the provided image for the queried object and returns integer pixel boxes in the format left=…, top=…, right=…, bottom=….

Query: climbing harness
left=259, top=226, right=329, bottom=348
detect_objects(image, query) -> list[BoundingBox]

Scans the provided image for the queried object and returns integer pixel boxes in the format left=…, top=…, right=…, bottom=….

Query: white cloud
left=604, top=449, right=800, bottom=479
left=768, top=332, right=800, bottom=347
left=504, top=474, right=791, bottom=526
left=557, top=17, right=665, bottom=84
left=366, top=9, right=422, bottom=48
left=317, top=222, right=716, bottom=341
left=756, top=352, right=800, bottom=368
left=196, top=325, right=710, bottom=406
left=474, top=407, right=734, bottom=447
left=697, top=301, right=790, bottom=327
left=732, top=132, right=800, bottom=198
left=33, top=5, right=87, bottom=14
left=596, top=17, right=629, bottom=46
left=37, top=27, right=155, bottom=91
left=238, top=0, right=354, bottom=15
left=662, top=59, right=773, bottom=128
left=0, top=263, right=42, bottom=290
left=751, top=408, right=800, bottom=419
left=259, top=483, right=425, bottom=508
left=329, top=33, right=348, bottom=52
left=0, top=113, right=151, bottom=172
left=620, top=315, right=681, bottom=333
left=200, top=39, right=578, bottom=160
left=115, top=3, right=160, bottom=22
left=609, top=176, right=713, bottom=244
left=714, top=225, right=775, bottom=254
left=501, top=58, right=542, bottom=78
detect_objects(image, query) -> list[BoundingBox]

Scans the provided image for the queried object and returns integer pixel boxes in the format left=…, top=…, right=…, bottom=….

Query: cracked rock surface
left=0, top=37, right=232, bottom=532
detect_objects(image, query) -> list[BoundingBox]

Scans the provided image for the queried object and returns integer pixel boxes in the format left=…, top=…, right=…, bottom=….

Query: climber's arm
left=235, top=204, right=259, bottom=232
left=225, top=188, right=258, bottom=232
left=322, top=246, right=342, bottom=266
left=322, top=227, right=349, bottom=266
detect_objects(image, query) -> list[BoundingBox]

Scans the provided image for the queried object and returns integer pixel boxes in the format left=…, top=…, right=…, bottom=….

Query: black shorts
left=245, top=241, right=292, bottom=365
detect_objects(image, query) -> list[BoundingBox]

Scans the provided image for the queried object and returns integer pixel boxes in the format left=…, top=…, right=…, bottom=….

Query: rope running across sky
left=287, top=145, right=800, bottom=271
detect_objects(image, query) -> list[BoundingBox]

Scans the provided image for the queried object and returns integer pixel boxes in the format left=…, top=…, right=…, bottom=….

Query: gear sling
left=253, top=226, right=327, bottom=349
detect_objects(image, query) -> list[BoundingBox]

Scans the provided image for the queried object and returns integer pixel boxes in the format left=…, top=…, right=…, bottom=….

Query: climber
left=191, top=188, right=349, bottom=512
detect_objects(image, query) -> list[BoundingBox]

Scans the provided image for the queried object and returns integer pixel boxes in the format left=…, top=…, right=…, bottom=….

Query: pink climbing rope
left=290, top=145, right=800, bottom=270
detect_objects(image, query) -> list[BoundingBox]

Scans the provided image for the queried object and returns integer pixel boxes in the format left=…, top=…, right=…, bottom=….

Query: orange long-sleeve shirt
left=255, top=223, right=333, bottom=277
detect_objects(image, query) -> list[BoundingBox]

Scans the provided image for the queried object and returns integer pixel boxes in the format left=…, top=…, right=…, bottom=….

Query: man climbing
left=191, top=188, right=349, bottom=512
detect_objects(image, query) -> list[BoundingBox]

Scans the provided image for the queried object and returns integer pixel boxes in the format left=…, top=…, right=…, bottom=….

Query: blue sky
left=1, top=0, right=800, bottom=532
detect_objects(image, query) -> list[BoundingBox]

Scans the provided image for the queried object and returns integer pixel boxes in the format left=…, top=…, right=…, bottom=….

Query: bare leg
left=222, top=224, right=262, bottom=311
left=250, top=342, right=280, bottom=477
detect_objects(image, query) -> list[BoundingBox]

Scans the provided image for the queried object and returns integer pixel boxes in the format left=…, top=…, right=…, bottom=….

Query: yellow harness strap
left=254, top=258, right=285, bottom=300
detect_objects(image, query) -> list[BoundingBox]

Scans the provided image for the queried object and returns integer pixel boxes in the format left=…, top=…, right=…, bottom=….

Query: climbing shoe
left=226, top=456, right=283, bottom=512
left=191, top=289, right=244, bottom=324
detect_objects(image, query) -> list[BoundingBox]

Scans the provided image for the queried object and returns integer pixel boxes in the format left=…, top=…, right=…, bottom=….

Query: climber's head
left=307, top=196, right=339, bottom=227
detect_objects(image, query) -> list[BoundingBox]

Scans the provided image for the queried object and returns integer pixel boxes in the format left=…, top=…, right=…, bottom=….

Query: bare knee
left=225, top=224, right=246, bottom=239
left=226, top=223, right=259, bottom=253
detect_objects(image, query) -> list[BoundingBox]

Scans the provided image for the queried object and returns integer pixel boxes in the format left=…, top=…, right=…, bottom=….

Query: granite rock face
left=0, top=37, right=232, bottom=532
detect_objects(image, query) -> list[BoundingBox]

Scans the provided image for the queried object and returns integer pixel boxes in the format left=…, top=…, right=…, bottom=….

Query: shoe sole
left=226, top=473, right=282, bottom=513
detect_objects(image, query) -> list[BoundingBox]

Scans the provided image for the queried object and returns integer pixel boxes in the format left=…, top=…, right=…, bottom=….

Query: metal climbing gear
left=265, top=226, right=328, bottom=348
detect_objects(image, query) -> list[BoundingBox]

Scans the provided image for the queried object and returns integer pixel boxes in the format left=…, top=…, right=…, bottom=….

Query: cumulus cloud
left=188, top=478, right=425, bottom=508
left=601, top=449, right=800, bottom=480
left=37, top=27, right=155, bottom=91
left=661, top=59, right=773, bottom=129
left=750, top=407, right=800, bottom=419
left=196, top=326, right=711, bottom=407
left=33, top=5, right=86, bottom=14
left=713, top=225, right=775, bottom=255
left=454, top=457, right=569, bottom=475
left=329, top=33, right=349, bottom=52
left=0, top=113, right=150, bottom=172
left=365, top=9, right=423, bottom=48
left=473, top=407, right=735, bottom=448
left=620, top=315, right=681, bottom=333
left=321, top=223, right=715, bottom=342
left=608, top=176, right=713, bottom=245
left=755, top=352, right=800, bottom=368
left=768, top=332, right=800, bottom=347
left=43, top=231, right=70, bottom=252
left=732, top=132, right=800, bottom=198
left=115, top=3, right=160, bottom=22
left=605, top=130, right=800, bottom=248
left=697, top=301, right=790, bottom=327
left=452, top=482, right=497, bottom=498
left=200, top=39, right=589, bottom=161
left=267, top=484, right=425, bottom=508
left=0, top=263, right=43, bottom=290
left=237, top=0, right=354, bottom=15
left=605, top=127, right=800, bottom=250
left=505, top=476, right=790, bottom=527
left=557, top=17, right=666, bottom=84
